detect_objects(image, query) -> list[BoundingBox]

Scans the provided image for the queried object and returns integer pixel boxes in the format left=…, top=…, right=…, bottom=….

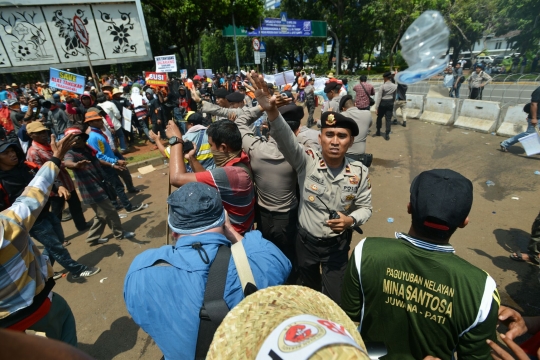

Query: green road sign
left=223, top=20, right=327, bottom=38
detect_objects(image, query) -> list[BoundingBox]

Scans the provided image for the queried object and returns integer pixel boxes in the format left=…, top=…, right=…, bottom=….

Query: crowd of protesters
left=0, top=66, right=539, bottom=360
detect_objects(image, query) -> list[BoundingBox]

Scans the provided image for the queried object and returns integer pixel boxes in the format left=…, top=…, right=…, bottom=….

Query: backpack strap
left=231, top=241, right=258, bottom=296
left=195, top=244, right=231, bottom=359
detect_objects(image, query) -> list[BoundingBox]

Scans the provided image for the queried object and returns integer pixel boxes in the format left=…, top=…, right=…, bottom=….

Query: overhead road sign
left=223, top=19, right=327, bottom=38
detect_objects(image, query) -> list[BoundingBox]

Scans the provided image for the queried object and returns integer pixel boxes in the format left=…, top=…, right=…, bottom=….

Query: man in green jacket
left=341, top=169, right=500, bottom=360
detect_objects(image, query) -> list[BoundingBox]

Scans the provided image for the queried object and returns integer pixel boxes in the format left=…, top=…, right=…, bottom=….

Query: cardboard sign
left=180, top=69, right=188, bottom=79
left=155, top=55, right=177, bottom=72
left=49, top=68, right=85, bottom=95
left=196, top=69, right=213, bottom=78
left=122, top=108, right=132, bottom=132
left=145, top=71, right=168, bottom=86
left=274, top=70, right=295, bottom=87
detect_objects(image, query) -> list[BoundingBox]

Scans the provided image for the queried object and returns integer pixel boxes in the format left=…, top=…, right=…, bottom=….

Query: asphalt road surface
left=48, top=108, right=540, bottom=359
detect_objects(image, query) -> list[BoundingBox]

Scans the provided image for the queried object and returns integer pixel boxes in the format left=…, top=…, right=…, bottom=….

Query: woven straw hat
left=207, top=286, right=369, bottom=360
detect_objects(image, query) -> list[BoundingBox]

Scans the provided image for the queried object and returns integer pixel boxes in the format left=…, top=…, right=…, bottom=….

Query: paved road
left=363, top=81, right=538, bottom=106
left=49, top=109, right=540, bottom=359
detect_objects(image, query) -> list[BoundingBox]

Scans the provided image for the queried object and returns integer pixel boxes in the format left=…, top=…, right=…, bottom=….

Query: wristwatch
left=169, top=136, right=184, bottom=146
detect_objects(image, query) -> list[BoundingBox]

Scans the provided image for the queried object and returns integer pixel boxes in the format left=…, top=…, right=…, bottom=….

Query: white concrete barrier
left=419, top=97, right=457, bottom=126
left=454, top=100, right=501, bottom=133
left=496, top=104, right=528, bottom=137
left=405, top=94, right=424, bottom=119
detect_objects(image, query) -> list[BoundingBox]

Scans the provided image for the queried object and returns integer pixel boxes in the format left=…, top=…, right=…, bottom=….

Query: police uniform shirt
left=374, top=81, right=397, bottom=108
left=296, top=126, right=321, bottom=151
left=201, top=101, right=245, bottom=120
left=235, top=109, right=298, bottom=213
left=343, top=107, right=372, bottom=156
left=322, top=94, right=344, bottom=114
left=270, top=113, right=372, bottom=238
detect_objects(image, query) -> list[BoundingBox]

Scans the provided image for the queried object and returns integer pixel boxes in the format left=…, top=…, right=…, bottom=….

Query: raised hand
left=51, top=133, right=76, bottom=160
left=247, top=70, right=276, bottom=113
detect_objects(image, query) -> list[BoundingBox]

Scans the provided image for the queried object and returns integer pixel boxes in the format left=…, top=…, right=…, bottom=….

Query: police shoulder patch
left=305, top=149, right=315, bottom=159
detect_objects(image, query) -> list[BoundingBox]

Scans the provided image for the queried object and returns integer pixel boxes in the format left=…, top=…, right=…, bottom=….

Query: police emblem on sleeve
left=345, top=194, right=355, bottom=201
left=325, top=114, right=336, bottom=126
left=349, top=175, right=359, bottom=185
left=278, top=321, right=326, bottom=352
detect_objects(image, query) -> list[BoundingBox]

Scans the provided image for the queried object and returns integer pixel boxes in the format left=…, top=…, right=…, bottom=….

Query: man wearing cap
left=124, top=182, right=291, bottom=359
left=0, top=138, right=100, bottom=279
left=322, top=81, right=343, bottom=114
left=150, top=111, right=215, bottom=172
left=167, top=119, right=255, bottom=235
left=341, top=169, right=500, bottom=360
left=85, top=110, right=147, bottom=214
left=375, top=71, right=397, bottom=140
left=235, top=104, right=318, bottom=279
left=25, top=122, right=86, bottom=232
left=6, top=99, right=23, bottom=133
left=248, top=71, right=372, bottom=304
left=468, top=65, right=492, bottom=100
left=63, top=127, right=135, bottom=244
left=339, top=95, right=372, bottom=160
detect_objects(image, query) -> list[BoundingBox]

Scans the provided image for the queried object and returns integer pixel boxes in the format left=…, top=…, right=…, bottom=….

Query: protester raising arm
left=165, top=120, right=198, bottom=186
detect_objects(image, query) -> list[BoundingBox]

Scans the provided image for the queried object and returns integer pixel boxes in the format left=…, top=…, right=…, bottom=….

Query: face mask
left=211, top=149, right=240, bottom=167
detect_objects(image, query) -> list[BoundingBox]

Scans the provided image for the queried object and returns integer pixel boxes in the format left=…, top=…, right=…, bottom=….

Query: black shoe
left=128, top=188, right=141, bottom=194
left=375, top=130, right=381, bottom=137
left=392, top=119, right=398, bottom=125
left=385, top=133, right=390, bottom=141
left=402, top=121, right=407, bottom=127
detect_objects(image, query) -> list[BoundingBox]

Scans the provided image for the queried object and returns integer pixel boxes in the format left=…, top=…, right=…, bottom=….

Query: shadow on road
left=67, top=244, right=124, bottom=284
left=469, top=227, right=540, bottom=315
left=78, top=316, right=139, bottom=360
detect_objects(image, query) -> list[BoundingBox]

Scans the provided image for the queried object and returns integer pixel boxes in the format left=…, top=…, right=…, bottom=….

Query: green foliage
left=493, top=0, right=540, bottom=53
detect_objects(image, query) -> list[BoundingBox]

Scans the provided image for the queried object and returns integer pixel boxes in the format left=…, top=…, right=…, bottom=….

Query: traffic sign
left=254, top=51, right=261, bottom=64
left=280, top=12, right=288, bottom=24
left=260, top=41, right=266, bottom=59
left=252, top=38, right=260, bottom=51
left=72, top=16, right=89, bottom=47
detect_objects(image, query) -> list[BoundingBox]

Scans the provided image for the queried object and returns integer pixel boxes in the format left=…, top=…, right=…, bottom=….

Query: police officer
left=322, top=81, right=344, bottom=114
left=374, top=71, right=397, bottom=140
left=234, top=104, right=317, bottom=283
left=339, top=95, right=372, bottom=161
left=247, top=71, right=372, bottom=304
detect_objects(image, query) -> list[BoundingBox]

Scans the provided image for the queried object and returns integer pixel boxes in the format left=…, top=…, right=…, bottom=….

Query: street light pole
left=232, top=13, right=241, bottom=74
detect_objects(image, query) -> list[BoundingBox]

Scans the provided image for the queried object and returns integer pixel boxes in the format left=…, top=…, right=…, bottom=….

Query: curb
left=126, top=156, right=166, bottom=174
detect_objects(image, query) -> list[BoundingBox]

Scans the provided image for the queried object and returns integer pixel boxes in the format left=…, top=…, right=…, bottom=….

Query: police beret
left=339, top=95, right=353, bottom=110
left=320, top=111, right=359, bottom=136
left=226, top=92, right=244, bottom=103
left=324, top=82, right=341, bottom=93
left=214, top=88, right=228, bottom=99
left=278, top=104, right=304, bottom=122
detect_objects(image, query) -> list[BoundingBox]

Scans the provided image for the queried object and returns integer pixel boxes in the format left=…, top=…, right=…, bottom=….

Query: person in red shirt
left=167, top=119, right=255, bottom=234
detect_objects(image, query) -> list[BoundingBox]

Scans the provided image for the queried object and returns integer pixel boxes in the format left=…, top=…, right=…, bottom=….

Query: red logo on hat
left=278, top=321, right=326, bottom=352
left=285, top=325, right=313, bottom=343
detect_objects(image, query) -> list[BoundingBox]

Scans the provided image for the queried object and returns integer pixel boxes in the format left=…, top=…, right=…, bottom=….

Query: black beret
left=320, top=111, right=359, bottom=136
left=214, top=88, right=228, bottom=99
left=278, top=104, right=304, bottom=122
left=339, top=95, right=353, bottom=110
left=226, top=92, right=245, bottom=103
left=324, top=82, right=341, bottom=94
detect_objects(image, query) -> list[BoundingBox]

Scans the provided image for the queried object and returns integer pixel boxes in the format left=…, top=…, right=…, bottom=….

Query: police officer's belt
left=298, top=227, right=350, bottom=246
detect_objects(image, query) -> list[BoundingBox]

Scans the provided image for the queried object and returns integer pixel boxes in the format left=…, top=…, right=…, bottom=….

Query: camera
left=182, top=140, right=194, bottom=154
left=30, top=94, right=51, bottom=108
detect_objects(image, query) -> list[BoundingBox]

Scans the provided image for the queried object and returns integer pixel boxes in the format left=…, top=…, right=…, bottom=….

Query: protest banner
left=180, top=69, right=188, bottom=79
left=122, top=108, right=133, bottom=132
left=196, top=69, right=213, bottom=78
left=155, top=55, right=177, bottom=73
left=145, top=72, right=168, bottom=86
left=274, top=70, right=295, bottom=87
left=49, top=68, right=85, bottom=95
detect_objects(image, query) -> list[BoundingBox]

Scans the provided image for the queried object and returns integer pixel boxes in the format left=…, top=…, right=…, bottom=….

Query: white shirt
left=99, top=101, right=122, bottom=130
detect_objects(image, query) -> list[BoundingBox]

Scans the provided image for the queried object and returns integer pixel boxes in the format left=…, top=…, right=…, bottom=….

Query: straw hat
left=207, top=286, right=369, bottom=360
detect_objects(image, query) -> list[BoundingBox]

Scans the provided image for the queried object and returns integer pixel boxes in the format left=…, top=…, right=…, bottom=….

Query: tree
left=142, top=0, right=263, bottom=69
left=493, top=0, right=540, bottom=53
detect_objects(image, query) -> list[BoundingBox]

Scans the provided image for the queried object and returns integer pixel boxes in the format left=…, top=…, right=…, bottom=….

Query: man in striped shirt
left=167, top=119, right=255, bottom=235
left=341, top=169, right=499, bottom=359
left=0, top=133, right=81, bottom=344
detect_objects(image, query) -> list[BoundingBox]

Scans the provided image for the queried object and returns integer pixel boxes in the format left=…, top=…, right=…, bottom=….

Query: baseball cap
left=64, top=127, right=89, bottom=140
left=410, top=169, right=473, bottom=232
left=185, top=111, right=203, bottom=125
left=26, top=121, right=49, bottom=134
left=0, top=139, right=20, bottom=154
left=207, top=286, right=369, bottom=360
